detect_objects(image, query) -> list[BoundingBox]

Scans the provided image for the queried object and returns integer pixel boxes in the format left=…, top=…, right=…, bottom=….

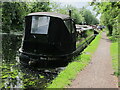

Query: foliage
left=91, top=2, right=120, bottom=37
left=1, top=34, right=53, bottom=89
left=2, top=1, right=100, bottom=33
left=47, top=33, right=101, bottom=88
left=1, top=62, right=48, bottom=89
left=30, top=2, right=51, bottom=12
left=2, top=1, right=51, bottom=33
left=66, top=5, right=85, bottom=24
left=81, top=8, right=99, bottom=25
left=2, top=2, right=29, bottom=33
left=50, top=3, right=99, bottom=25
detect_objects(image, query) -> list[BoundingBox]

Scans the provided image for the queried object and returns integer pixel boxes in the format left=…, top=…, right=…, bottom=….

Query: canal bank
left=47, top=32, right=102, bottom=88
left=68, top=32, right=118, bottom=88
left=1, top=32, right=101, bottom=89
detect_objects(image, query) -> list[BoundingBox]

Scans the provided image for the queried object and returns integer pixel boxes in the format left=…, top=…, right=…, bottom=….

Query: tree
left=66, top=5, right=85, bottom=24
left=30, top=1, right=51, bottom=12
left=91, top=2, right=120, bottom=36
left=2, top=2, right=30, bottom=33
left=2, top=1, right=51, bottom=33
left=50, top=3, right=99, bottom=25
left=80, top=8, right=99, bottom=25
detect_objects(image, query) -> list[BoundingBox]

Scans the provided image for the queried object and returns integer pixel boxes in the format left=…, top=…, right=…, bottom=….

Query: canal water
left=0, top=34, right=65, bottom=89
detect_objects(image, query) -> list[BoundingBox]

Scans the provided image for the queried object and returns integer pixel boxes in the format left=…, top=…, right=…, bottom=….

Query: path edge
left=46, top=32, right=102, bottom=88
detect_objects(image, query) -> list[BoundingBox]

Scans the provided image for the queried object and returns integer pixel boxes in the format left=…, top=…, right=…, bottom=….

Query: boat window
left=71, top=21, right=75, bottom=33
left=64, top=20, right=75, bottom=33
left=64, top=20, right=71, bottom=33
left=31, top=16, right=50, bottom=34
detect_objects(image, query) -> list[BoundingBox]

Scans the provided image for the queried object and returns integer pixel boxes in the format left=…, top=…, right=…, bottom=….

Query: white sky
left=50, top=0, right=101, bottom=20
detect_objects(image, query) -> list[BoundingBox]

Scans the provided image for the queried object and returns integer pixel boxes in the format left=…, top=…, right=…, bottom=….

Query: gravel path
left=68, top=32, right=118, bottom=88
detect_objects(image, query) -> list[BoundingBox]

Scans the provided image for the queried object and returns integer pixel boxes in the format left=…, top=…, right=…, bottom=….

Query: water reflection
left=1, top=34, right=63, bottom=89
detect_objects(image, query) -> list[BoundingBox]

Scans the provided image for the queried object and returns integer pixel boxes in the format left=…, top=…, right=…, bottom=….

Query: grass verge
left=110, top=42, right=119, bottom=76
left=47, top=33, right=101, bottom=88
left=109, top=36, right=120, bottom=87
left=110, top=39, right=119, bottom=86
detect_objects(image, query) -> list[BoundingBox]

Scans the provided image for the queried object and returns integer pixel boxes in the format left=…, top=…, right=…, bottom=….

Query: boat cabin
left=20, top=12, right=76, bottom=56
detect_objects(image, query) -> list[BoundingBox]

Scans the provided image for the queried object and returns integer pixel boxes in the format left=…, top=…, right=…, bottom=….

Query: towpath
left=68, top=32, right=118, bottom=88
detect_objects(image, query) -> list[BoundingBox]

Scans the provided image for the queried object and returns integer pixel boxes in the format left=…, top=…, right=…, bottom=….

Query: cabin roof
left=27, top=12, right=70, bottom=19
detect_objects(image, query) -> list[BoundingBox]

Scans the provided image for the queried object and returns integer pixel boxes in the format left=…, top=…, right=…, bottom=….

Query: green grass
left=47, top=33, right=101, bottom=88
left=109, top=36, right=119, bottom=87
left=110, top=42, right=119, bottom=76
left=76, top=35, right=94, bottom=48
